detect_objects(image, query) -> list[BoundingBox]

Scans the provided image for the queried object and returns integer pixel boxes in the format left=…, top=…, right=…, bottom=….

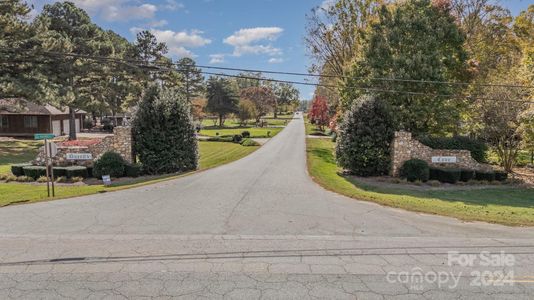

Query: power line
left=3, top=49, right=534, bottom=104
left=3, top=47, right=534, bottom=90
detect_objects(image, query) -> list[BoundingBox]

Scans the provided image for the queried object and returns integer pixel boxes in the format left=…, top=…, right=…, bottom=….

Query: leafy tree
left=308, top=96, right=329, bottom=131
left=177, top=57, right=204, bottom=102
left=335, top=95, right=395, bottom=176
left=206, top=77, right=239, bottom=126
left=236, top=99, right=255, bottom=126
left=343, top=0, right=469, bottom=135
left=273, top=82, right=299, bottom=117
left=35, top=1, right=110, bottom=140
left=0, top=0, right=48, bottom=99
left=474, top=74, right=529, bottom=172
left=240, top=86, right=276, bottom=124
left=191, top=97, right=207, bottom=122
left=132, top=86, right=198, bottom=174
left=520, top=108, right=534, bottom=164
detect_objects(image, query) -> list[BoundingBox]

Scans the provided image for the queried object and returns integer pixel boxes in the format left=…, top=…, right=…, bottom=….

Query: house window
left=24, top=116, right=38, bottom=128
left=0, top=115, right=7, bottom=129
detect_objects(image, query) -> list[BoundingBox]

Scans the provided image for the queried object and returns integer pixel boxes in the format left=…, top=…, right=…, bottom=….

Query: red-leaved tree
left=308, top=96, right=329, bottom=131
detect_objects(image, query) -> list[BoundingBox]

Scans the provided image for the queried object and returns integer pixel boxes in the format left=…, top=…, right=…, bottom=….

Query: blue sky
left=29, top=0, right=533, bottom=99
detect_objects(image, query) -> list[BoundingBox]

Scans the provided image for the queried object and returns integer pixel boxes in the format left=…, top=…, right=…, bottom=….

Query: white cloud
left=163, top=0, right=185, bottom=11
left=145, top=19, right=168, bottom=28
left=209, top=54, right=225, bottom=64
left=68, top=0, right=157, bottom=22
left=149, top=29, right=211, bottom=58
left=268, top=57, right=284, bottom=64
left=224, top=27, right=284, bottom=57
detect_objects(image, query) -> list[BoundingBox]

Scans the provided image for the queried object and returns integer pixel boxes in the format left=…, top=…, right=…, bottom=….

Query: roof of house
left=0, top=98, right=86, bottom=115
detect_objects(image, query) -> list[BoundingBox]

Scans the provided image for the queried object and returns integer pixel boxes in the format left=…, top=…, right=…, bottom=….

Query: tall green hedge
left=132, top=86, right=198, bottom=175
left=417, top=136, right=488, bottom=163
left=335, top=95, right=396, bottom=176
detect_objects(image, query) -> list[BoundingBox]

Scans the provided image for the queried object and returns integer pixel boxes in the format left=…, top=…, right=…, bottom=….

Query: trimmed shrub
left=5, top=174, right=17, bottom=182
left=241, top=138, right=260, bottom=147
left=430, top=168, right=461, bottom=184
left=417, top=136, right=488, bottom=163
left=460, top=169, right=475, bottom=182
left=16, top=176, right=34, bottom=182
left=36, top=176, right=48, bottom=183
left=11, top=163, right=31, bottom=176
left=133, top=86, right=198, bottom=175
left=336, top=95, right=396, bottom=176
left=475, top=171, right=495, bottom=182
left=52, top=167, right=67, bottom=178
left=241, top=131, right=251, bottom=138
left=399, top=159, right=429, bottom=182
left=206, top=136, right=233, bottom=142
left=23, top=166, right=47, bottom=179
left=232, top=134, right=243, bottom=143
left=124, top=164, right=142, bottom=178
left=66, top=166, right=88, bottom=178
left=55, top=176, right=67, bottom=183
left=495, top=171, right=508, bottom=182
left=93, top=152, right=125, bottom=178
left=71, top=176, right=84, bottom=183
left=86, top=166, right=93, bottom=178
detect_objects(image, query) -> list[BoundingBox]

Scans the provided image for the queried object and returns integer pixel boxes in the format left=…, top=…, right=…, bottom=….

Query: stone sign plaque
left=66, top=153, right=93, bottom=160
left=431, top=156, right=457, bottom=163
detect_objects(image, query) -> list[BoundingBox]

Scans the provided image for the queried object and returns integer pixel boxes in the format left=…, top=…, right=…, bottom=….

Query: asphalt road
left=1, top=114, right=534, bottom=299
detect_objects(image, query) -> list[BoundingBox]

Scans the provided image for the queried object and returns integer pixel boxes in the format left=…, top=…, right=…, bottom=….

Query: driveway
left=1, top=114, right=533, bottom=299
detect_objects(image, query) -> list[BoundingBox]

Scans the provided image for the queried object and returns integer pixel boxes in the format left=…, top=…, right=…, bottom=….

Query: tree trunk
left=68, top=106, right=76, bottom=141
left=531, top=150, right=533, bottom=165
left=219, top=114, right=223, bottom=127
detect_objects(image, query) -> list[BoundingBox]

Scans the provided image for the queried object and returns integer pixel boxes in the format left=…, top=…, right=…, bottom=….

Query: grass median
left=306, top=138, right=534, bottom=226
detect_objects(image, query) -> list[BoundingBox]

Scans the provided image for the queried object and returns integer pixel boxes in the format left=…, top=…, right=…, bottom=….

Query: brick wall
left=391, top=131, right=493, bottom=176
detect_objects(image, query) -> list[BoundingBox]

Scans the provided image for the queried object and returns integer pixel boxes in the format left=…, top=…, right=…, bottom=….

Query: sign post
left=34, top=133, right=56, bottom=197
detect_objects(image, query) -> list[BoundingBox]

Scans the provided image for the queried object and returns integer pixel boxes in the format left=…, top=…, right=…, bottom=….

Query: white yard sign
left=66, top=153, right=93, bottom=160
left=431, top=156, right=457, bottom=163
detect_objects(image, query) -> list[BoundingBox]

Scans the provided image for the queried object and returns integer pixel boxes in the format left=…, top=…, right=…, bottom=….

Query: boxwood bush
left=52, top=167, right=67, bottom=178
left=93, top=152, right=125, bottom=178
left=399, top=159, right=429, bottom=182
left=241, top=138, right=260, bottom=147
left=65, top=166, right=88, bottom=178
left=495, top=171, right=508, bottom=182
left=232, top=134, right=243, bottom=143
left=23, top=166, right=47, bottom=179
left=241, top=131, right=251, bottom=138
left=475, top=171, right=495, bottom=181
left=417, top=136, right=488, bottom=163
left=459, top=169, right=475, bottom=182
left=124, top=163, right=142, bottom=178
left=429, top=167, right=461, bottom=184
left=336, top=95, right=395, bottom=176
left=11, top=163, right=31, bottom=176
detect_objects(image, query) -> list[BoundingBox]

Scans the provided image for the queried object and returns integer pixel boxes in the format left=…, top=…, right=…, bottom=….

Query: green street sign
left=34, top=133, right=55, bottom=140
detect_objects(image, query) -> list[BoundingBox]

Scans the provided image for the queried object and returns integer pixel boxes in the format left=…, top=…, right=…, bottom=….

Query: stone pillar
left=391, top=131, right=412, bottom=176
left=112, top=126, right=133, bottom=163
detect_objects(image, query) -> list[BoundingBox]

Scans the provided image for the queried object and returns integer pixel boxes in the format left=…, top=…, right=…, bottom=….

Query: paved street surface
left=1, top=114, right=534, bottom=299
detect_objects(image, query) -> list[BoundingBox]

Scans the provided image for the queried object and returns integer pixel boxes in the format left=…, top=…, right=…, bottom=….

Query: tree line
left=305, top=0, right=533, bottom=172
left=0, top=0, right=300, bottom=140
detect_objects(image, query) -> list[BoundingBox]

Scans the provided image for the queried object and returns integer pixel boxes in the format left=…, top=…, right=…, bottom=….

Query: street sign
left=102, top=175, right=111, bottom=186
left=66, top=153, right=93, bottom=160
left=34, top=133, right=55, bottom=140
left=431, top=156, right=457, bottom=163
left=47, top=142, right=58, bottom=158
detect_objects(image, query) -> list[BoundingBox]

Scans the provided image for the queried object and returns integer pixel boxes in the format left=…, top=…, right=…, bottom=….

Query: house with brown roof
left=0, top=98, right=86, bottom=137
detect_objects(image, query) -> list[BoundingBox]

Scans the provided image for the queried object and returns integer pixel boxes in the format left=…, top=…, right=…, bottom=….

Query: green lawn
left=0, top=140, right=42, bottom=174
left=306, top=138, right=534, bottom=226
left=0, top=141, right=259, bottom=206
left=200, top=127, right=283, bottom=138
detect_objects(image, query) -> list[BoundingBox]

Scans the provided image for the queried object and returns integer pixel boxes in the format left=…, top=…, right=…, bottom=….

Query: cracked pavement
left=1, top=114, right=534, bottom=299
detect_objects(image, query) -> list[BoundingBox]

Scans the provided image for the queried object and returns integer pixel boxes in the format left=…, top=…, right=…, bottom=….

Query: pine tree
left=205, top=77, right=239, bottom=126
left=177, top=57, right=204, bottom=103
